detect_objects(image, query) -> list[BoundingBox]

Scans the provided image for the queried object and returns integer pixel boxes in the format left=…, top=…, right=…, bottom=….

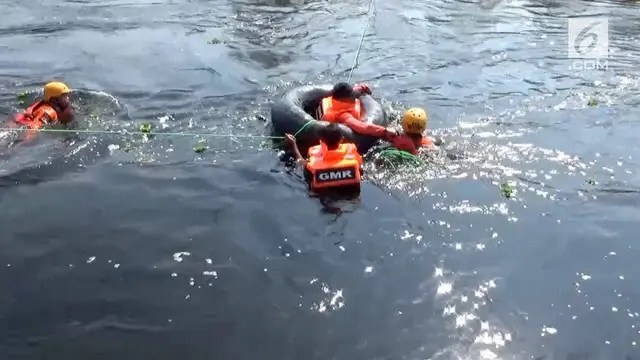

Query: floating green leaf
left=139, top=123, right=152, bottom=133
left=17, top=91, right=28, bottom=105
left=194, top=143, right=207, bottom=153
left=587, top=98, right=598, bottom=107
left=500, top=183, right=514, bottom=198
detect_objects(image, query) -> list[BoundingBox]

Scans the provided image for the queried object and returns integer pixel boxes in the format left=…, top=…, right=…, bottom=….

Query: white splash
left=173, top=252, right=191, bottom=262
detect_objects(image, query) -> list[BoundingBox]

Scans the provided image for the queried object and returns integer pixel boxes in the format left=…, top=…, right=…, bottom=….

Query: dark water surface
left=1, top=0, right=640, bottom=359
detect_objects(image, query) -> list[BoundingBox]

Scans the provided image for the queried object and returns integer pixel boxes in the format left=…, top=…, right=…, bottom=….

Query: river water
left=1, top=0, right=639, bottom=359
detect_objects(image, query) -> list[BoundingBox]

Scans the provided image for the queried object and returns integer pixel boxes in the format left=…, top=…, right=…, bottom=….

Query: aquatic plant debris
left=139, top=123, right=152, bottom=133
left=16, top=91, right=28, bottom=105
left=500, top=183, right=514, bottom=198
left=587, top=98, right=598, bottom=107
left=194, top=142, right=207, bottom=153
left=207, top=37, right=228, bottom=45
left=378, top=148, right=423, bottom=166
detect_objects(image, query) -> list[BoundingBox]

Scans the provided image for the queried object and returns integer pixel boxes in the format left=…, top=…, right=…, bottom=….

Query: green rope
left=0, top=127, right=285, bottom=139
left=293, top=120, right=314, bottom=137
left=378, top=148, right=423, bottom=166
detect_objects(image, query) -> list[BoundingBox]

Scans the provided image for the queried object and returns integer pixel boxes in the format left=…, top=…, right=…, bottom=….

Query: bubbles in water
left=312, top=282, right=345, bottom=313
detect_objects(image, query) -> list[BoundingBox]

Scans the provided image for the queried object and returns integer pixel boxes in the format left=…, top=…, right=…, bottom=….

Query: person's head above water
left=319, top=123, right=343, bottom=150
left=44, top=81, right=72, bottom=108
left=402, top=107, right=427, bottom=136
left=331, top=82, right=355, bottom=101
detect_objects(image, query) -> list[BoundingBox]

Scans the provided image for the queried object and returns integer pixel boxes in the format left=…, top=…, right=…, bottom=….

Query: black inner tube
left=270, top=84, right=389, bottom=154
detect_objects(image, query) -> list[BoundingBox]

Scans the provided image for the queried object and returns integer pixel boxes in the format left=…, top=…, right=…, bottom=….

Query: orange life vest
left=319, top=97, right=362, bottom=123
left=305, top=142, right=363, bottom=191
left=390, top=134, right=434, bottom=155
left=13, top=100, right=58, bottom=129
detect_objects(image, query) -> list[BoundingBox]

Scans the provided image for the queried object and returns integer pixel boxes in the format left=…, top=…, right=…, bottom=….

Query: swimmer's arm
left=421, top=136, right=439, bottom=148
left=353, top=90, right=368, bottom=98
left=290, top=140, right=308, bottom=166
left=58, top=108, right=75, bottom=125
left=338, top=113, right=387, bottom=137
left=352, top=83, right=371, bottom=97
left=285, top=133, right=308, bottom=166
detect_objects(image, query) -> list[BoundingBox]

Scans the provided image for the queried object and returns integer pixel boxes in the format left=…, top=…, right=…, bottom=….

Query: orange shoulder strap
left=321, top=97, right=333, bottom=114
left=23, top=100, right=44, bottom=117
left=321, top=97, right=338, bottom=122
left=346, top=143, right=363, bottom=164
left=307, top=144, right=324, bottom=160
left=343, top=143, right=356, bottom=154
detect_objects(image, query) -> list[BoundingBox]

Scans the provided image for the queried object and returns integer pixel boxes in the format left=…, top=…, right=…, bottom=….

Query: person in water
left=11, top=81, right=75, bottom=130
left=383, top=107, right=436, bottom=155
left=285, top=123, right=363, bottom=193
left=318, top=83, right=436, bottom=154
left=318, top=82, right=397, bottom=139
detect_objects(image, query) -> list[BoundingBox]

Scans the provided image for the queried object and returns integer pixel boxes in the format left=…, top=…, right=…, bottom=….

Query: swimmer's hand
left=384, top=127, right=399, bottom=140
left=353, top=83, right=371, bottom=95
left=285, top=133, right=307, bottom=165
left=285, top=133, right=296, bottom=145
left=59, top=107, right=75, bottom=125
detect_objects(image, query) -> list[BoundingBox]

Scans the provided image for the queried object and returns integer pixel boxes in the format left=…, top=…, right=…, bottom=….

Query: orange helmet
left=44, top=82, right=71, bottom=101
left=402, top=107, right=427, bottom=135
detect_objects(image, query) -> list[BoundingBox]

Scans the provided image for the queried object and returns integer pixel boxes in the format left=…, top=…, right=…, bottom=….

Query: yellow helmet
left=402, top=107, right=427, bottom=135
left=44, top=81, right=71, bottom=101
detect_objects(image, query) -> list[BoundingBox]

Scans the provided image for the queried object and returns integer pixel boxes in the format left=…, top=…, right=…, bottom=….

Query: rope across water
left=0, top=127, right=285, bottom=139
left=2, top=0, right=377, bottom=143
left=347, top=0, right=376, bottom=83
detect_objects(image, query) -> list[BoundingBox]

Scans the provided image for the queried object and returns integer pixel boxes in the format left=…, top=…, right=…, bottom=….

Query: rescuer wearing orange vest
left=319, top=83, right=436, bottom=154
left=383, top=107, right=437, bottom=155
left=11, top=81, right=75, bottom=131
left=318, top=82, right=397, bottom=139
left=285, top=123, right=364, bottom=193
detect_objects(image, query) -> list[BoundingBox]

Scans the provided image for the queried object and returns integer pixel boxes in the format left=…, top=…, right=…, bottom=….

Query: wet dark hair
left=331, top=82, right=354, bottom=100
left=319, top=123, right=343, bottom=149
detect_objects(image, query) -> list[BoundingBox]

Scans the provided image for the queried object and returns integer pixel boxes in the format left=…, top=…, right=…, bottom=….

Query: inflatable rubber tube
left=270, top=84, right=389, bottom=153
